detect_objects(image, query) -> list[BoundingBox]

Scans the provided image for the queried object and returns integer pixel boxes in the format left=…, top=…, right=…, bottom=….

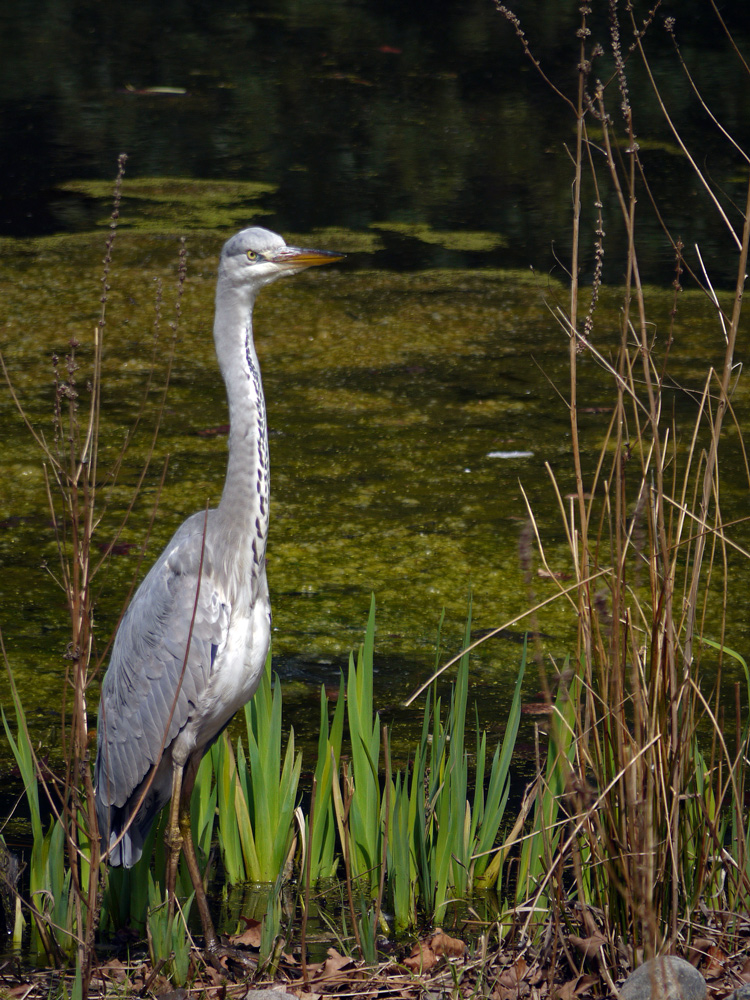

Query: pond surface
left=0, top=232, right=568, bottom=762
left=1, top=228, right=749, bottom=786
left=2, top=1, right=750, bottom=285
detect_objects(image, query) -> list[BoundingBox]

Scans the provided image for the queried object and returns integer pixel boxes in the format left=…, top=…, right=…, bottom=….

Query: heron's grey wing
left=95, top=517, right=229, bottom=814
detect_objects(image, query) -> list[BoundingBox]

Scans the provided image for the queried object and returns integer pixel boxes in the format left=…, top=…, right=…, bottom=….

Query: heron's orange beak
left=271, top=246, right=345, bottom=269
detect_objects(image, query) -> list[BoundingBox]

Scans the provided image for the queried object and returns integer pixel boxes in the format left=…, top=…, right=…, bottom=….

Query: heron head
left=221, top=226, right=344, bottom=290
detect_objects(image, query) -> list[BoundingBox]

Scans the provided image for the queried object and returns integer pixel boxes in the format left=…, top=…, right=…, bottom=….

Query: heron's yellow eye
left=247, top=250, right=259, bottom=262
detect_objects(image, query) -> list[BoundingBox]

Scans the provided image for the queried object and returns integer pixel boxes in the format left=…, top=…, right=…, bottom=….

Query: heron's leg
left=165, top=764, right=184, bottom=919
left=178, top=802, right=219, bottom=952
left=178, top=806, right=253, bottom=972
left=175, top=756, right=219, bottom=953
left=177, top=757, right=254, bottom=971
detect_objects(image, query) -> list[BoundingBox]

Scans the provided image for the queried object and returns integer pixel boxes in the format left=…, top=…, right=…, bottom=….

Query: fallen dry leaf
left=321, top=947, right=355, bottom=977
left=554, top=973, right=599, bottom=1000
left=689, top=937, right=715, bottom=964
left=202, top=965, right=228, bottom=986
left=95, top=958, right=128, bottom=983
left=569, top=932, right=607, bottom=958
left=703, top=945, right=727, bottom=980
left=404, top=940, right=437, bottom=973
left=229, top=917, right=262, bottom=949
left=496, top=956, right=529, bottom=987
left=146, top=974, right=172, bottom=995
left=493, top=983, right=530, bottom=1000
left=431, top=929, right=466, bottom=958
left=555, top=979, right=582, bottom=1000
left=528, top=963, right=545, bottom=986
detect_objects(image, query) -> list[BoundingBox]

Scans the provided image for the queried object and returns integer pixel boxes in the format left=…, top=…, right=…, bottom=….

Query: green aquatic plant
left=370, top=221, right=507, bottom=251
left=303, top=680, right=346, bottom=885
left=212, top=654, right=301, bottom=885
left=340, top=599, right=382, bottom=894
left=146, top=875, right=194, bottom=987
left=326, top=599, right=527, bottom=938
left=415, top=617, right=526, bottom=926
left=240, top=656, right=302, bottom=883
left=56, top=177, right=277, bottom=233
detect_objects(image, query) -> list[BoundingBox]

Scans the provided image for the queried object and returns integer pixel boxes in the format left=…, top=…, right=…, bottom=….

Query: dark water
left=2, top=0, right=750, bottom=282
left=2, top=2, right=750, bottom=778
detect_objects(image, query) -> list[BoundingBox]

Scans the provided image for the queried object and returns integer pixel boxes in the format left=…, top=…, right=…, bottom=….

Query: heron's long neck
left=214, top=282, right=270, bottom=569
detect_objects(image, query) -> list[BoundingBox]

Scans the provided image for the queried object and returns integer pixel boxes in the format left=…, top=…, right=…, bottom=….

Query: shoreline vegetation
left=2, top=2, right=750, bottom=997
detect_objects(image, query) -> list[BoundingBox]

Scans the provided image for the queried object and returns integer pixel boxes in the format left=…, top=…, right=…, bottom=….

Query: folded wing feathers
left=95, top=522, right=229, bottom=813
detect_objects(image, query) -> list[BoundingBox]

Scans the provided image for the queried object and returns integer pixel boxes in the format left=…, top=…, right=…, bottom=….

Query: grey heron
left=94, top=226, right=344, bottom=957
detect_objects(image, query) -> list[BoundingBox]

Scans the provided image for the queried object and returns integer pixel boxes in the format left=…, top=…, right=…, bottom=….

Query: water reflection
left=2, top=2, right=750, bottom=284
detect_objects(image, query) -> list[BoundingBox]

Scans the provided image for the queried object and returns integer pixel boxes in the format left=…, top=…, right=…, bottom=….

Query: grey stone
left=243, top=992, right=297, bottom=1000
left=619, top=957, right=707, bottom=1000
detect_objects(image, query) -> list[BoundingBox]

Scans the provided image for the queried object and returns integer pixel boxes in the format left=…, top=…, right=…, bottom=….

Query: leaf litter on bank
left=7, top=924, right=750, bottom=1000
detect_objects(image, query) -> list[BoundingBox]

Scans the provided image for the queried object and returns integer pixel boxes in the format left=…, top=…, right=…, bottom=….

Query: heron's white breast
left=171, top=583, right=271, bottom=766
